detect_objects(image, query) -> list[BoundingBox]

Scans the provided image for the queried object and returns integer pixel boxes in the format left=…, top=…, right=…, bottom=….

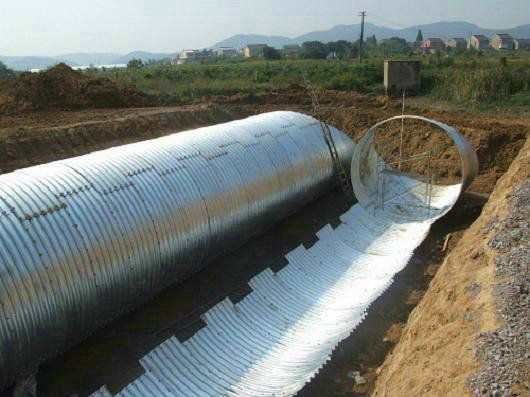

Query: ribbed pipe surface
left=0, top=111, right=354, bottom=389
left=88, top=116, right=478, bottom=397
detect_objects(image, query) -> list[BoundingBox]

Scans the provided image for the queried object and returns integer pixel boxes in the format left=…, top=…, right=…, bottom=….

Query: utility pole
left=358, top=11, right=367, bottom=63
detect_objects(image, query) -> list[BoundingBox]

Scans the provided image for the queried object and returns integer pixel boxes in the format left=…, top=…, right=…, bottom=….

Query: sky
left=1, top=0, right=529, bottom=56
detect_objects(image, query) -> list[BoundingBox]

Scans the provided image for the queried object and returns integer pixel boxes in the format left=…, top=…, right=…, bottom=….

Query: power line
left=358, top=11, right=367, bottom=63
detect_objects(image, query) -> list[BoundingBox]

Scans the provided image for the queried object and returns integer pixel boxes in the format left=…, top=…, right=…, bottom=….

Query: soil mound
left=0, top=63, right=156, bottom=114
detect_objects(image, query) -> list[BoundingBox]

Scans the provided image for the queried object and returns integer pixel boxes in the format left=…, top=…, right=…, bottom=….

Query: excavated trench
left=28, top=189, right=486, bottom=397
left=0, top=97, right=526, bottom=396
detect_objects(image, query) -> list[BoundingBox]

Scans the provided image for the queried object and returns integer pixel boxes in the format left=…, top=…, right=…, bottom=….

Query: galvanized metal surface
left=94, top=181, right=451, bottom=397
left=0, top=111, right=354, bottom=390
left=351, top=115, right=479, bottom=223
left=91, top=116, right=477, bottom=396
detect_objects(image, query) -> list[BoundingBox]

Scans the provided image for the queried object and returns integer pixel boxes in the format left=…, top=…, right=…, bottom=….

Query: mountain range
left=2, top=21, right=529, bottom=71
left=212, top=21, right=530, bottom=49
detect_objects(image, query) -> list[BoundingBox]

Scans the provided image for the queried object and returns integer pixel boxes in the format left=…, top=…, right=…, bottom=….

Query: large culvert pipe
left=90, top=116, right=479, bottom=397
left=0, top=111, right=354, bottom=389
left=351, top=115, right=479, bottom=223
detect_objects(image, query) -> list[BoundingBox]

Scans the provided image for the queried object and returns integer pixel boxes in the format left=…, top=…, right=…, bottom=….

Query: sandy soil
left=372, top=137, right=529, bottom=396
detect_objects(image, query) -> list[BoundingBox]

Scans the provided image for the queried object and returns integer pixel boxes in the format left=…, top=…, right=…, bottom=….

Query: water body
left=30, top=63, right=127, bottom=73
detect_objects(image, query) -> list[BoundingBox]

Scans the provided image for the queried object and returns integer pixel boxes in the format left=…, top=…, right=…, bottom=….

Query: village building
left=514, top=38, right=530, bottom=50
left=176, top=49, right=215, bottom=64
left=176, top=50, right=199, bottom=64
left=243, top=44, right=268, bottom=58
left=421, top=38, right=445, bottom=53
left=491, top=33, right=514, bottom=50
left=446, top=38, right=467, bottom=50
left=216, top=47, right=238, bottom=59
left=281, top=44, right=301, bottom=58
left=469, top=34, right=489, bottom=50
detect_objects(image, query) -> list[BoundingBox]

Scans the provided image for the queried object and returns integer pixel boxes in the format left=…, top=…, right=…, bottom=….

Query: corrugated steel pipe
left=0, top=111, right=354, bottom=390
left=351, top=115, right=479, bottom=222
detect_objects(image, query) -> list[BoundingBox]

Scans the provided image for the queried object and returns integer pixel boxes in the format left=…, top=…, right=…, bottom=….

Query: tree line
left=298, top=36, right=412, bottom=60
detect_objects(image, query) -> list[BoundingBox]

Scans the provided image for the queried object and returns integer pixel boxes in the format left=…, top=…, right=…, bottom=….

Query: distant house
left=514, top=38, right=530, bottom=50
left=491, top=33, right=514, bottom=50
left=421, top=38, right=445, bottom=53
left=469, top=34, right=489, bottom=50
left=282, top=44, right=301, bottom=58
left=243, top=44, right=268, bottom=58
left=177, top=50, right=199, bottom=64
left=216, top=47, right=238, bottom=59
left=446, top=38, right=467, bottom=50
left=177, top=49, right=214, bottom=64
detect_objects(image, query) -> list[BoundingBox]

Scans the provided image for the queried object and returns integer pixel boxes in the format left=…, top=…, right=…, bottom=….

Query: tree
left=0, top=61, right=15, bottom=78
left=301, top=41, right=328, bottom=59
left=366, top=34, right=377, bottom=49
left=326, top=40, right=354, bottom=58
left=416, top=29, right=423, bottom=42
left=378, top=37, right=411, bottom=56
left=263, top=46, right=281, bottom=60
left=127, top=58, right=144, bottom=69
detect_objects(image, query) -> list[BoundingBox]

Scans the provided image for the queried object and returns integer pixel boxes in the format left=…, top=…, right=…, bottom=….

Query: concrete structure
left=514, top=38, right=530, bottom=50
left=491, top=33, right=514, bottom=50
left=446, top=38, right=467, bottom=50
left=421, top=38, right=445, bottom=53
left=469, top=34, right=489, bottom=50
left=282, top=44, right=301, bottom=57
left=216, top=47, right=238, bottom=59
left=384, top=60, right=421, bottom=95
left=243, top=44, right=267, bottom=58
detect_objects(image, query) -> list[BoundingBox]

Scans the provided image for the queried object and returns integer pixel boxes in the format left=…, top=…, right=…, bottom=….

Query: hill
left=212, top=21, right=530, bottom=49
left=0, top=51, right=177, bottom=71
left=112, top=51, right=177, bottom=64
left=3, top=21, right=529, bottom=70
left=59, top=52, right=122, bottom=66
left=0, top=55, right=77, bottom=71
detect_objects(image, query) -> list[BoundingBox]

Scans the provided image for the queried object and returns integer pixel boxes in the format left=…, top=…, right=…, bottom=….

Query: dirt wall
left=0, top=105, right=243, bottom=174
left=372, top=137, right=529, bottom=396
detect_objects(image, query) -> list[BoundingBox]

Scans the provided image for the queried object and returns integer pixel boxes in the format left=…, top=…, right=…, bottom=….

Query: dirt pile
left=0, top=63, right=156, bottom=114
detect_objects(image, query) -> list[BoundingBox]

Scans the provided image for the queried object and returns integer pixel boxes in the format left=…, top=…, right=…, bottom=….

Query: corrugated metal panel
left=98, top=116, right=476, bottom=397
left=0, top=111, right=354, bottom=390
left=107, top=194, right=435, bottom=397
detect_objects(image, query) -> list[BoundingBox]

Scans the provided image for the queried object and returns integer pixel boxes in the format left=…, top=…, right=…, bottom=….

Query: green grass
left=87, top=52, right=530, bottom=107
left=88, top=59, right=385, bottom=101
left=428, top=55, right=529, bottom=103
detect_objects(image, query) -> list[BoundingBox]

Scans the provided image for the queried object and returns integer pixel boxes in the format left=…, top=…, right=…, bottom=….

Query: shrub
left=432, top=65, right=529, bottom=102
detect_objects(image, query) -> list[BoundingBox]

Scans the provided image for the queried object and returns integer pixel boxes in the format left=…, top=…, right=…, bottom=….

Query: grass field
left=87, top=52, right=530, bottom=108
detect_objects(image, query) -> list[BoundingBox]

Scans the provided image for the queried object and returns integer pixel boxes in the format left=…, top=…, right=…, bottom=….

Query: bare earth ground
left=373, top=137, right=529, bottom=397
left=0, top=88, right=528, bottom=396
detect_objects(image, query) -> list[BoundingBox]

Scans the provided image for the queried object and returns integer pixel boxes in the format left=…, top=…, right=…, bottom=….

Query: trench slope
left=372, top=137, right=529, bottom=396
